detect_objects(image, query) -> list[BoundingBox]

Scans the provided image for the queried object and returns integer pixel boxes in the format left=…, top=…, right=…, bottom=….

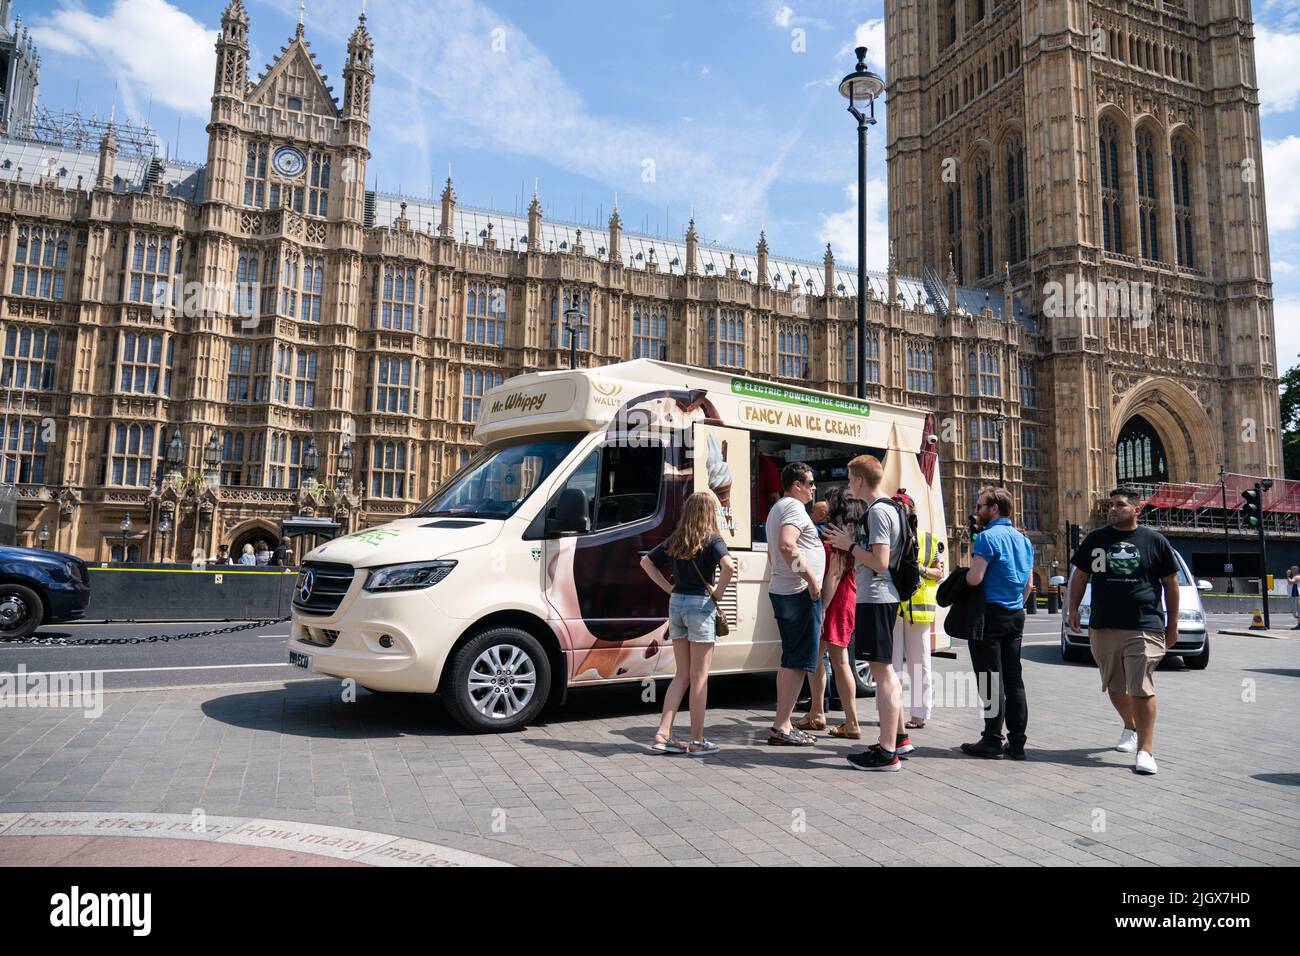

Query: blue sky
left=18, top=0, right=1300, bottom=370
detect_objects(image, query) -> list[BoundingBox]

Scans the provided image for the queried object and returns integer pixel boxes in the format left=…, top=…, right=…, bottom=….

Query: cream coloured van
left=287, top=360, right=949, bottom=732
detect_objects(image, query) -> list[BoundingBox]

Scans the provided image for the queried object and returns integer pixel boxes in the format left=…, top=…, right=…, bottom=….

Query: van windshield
left=411, top=435, right=582, bottom=519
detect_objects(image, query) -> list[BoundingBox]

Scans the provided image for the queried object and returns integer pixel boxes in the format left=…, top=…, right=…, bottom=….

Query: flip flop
left=829, top=724, right=862, bottom=739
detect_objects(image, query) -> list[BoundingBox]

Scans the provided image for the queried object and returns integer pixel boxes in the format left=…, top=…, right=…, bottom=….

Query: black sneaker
left=868, top=742, right=909, bottom=761
left=1003, top=744, right=1026, bottom=761
left=848, top=748, right=901, bottom=772
left=960, top=738, right=1005, bottom=759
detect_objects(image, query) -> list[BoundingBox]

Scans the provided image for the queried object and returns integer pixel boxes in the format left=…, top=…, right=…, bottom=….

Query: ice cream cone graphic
left=706, top=434, right=733, bottom=510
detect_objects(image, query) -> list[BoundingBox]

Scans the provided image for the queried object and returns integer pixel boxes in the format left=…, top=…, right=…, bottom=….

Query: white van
left=287, top=359, right=949, bottom=732
left=1060, top=549, right=1212, bottom=668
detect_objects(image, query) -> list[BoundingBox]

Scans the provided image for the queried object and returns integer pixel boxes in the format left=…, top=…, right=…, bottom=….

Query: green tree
left=1282, top=356, right=1300, bottom=479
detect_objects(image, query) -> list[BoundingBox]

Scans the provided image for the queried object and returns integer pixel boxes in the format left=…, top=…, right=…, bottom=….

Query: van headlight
left=1178, top=609, right=1204, bottom=624
left=363, top=560, right=457, bottom=592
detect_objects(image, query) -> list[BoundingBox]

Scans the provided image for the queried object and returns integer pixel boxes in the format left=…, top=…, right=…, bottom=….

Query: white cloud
left=839, top=19, right=886, bottom=74
left=818, top=178, right=889, bottom=272
left=298, top=0, right=796, bottom=245
left=773, top=5, right=795, bottom=29
left=1275, top=259, right=1295, bottom=275
left=1256, top=27, right=1300, bottom=115
left=1264, top=136, right=1300, bottom=231
left=30, top=0, right=217, bottom=118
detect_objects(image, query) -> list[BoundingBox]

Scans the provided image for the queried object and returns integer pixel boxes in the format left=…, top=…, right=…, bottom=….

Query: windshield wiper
left=416, top=509, right=507, bottom=519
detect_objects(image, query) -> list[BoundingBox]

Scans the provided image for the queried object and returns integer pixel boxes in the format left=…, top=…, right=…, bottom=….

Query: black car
left=0, top=544, right=91, bottom=639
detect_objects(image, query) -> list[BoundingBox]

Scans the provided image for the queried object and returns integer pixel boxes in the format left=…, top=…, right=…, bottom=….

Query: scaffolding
left=1130, top=474, right=1300, bottom=537
left=12, top=106, right=158, bottom=158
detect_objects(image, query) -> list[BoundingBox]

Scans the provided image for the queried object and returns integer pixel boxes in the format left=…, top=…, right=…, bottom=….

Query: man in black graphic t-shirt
left=1067, top=486, right=1179, bottom=776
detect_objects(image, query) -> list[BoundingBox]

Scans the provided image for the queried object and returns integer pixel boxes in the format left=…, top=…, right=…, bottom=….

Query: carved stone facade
left=887, top=0, right=1281, bottom=569
left=3, top=1, right=1044, bottom=568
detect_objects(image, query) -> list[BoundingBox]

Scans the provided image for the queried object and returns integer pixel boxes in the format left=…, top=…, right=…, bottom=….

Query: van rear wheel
left=443, top=627, right=551, bottom=733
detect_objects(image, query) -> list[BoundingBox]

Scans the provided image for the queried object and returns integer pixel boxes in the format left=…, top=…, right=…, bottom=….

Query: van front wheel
left=443, top=628, right=552, bottom=733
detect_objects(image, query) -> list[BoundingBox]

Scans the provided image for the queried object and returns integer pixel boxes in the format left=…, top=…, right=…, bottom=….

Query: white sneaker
left=1134, top=751, right=1158, bottom=775
left=1115, top=728, right=1138, bottom=754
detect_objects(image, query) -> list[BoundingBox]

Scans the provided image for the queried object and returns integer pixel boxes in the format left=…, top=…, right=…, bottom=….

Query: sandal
left=650, top=732, right=686, bottom=754
left=905, top=718, right=926, bottom=729
left=829, top=724, right=862, bottom=739
left=793, top=714, right=827, bottom=732
left=686, top=739, right=720, bottom=756
left=768, top=727, right=817, bottom=746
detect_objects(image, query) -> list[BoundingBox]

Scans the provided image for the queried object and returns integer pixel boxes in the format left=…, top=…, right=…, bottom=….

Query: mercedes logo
left=296, top=569, right=314, bottom=603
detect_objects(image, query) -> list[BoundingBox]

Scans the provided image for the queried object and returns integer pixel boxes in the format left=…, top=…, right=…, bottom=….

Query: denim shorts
left=668, top=593, right=717, bottom=643
left=770, top=590, right=823, bottom=672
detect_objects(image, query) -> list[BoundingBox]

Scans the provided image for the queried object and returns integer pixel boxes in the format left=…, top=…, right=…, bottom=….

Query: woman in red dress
left=795, top=488, right=864, bottom=738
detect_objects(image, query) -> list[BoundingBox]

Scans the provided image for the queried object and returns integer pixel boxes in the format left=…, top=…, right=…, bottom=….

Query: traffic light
left=1241, top=487, right=1262, bottom=528
left=1068, top=522, right=1083, bottom=551
left=967, top=513, right=980, bottom=540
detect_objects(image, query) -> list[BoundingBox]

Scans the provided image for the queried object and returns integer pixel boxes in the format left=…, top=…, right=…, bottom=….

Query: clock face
left=272, top=147, right=306, bottom=178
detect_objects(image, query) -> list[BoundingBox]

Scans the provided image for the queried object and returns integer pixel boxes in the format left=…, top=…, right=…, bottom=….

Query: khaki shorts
left=1090, top=628, right=1165, bottom=698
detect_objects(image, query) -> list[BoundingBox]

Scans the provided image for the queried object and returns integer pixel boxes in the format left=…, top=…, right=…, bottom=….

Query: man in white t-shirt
left=764, top=461, right=826, bottom=746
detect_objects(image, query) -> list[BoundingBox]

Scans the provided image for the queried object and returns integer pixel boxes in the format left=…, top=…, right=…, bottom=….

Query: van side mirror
left=548, top=488, right=590, bottom=536
left=1196, top=579, right=1213, bottom=591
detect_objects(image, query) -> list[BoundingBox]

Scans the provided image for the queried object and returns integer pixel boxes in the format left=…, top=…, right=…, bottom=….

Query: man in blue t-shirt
left=960, top=485, right=1035, bottom=760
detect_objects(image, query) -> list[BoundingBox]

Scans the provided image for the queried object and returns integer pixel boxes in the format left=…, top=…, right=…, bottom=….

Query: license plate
left=288, top=650, right=312, bottom=671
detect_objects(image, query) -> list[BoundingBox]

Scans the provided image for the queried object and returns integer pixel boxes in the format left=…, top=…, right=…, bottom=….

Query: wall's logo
left=591, top=380, right=623, bottom=397
left=296, top=569, right=315, bottom=603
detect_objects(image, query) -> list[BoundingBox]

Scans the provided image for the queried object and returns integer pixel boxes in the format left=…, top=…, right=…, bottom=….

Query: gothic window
left=123, top=233, right=173, bottom=304
left=115, top=332, right=172, bottom=396
left=461, top=368, right=503, bottom=422
left=1136, top=127, right=1160, bottom=260
left=244, top=143, right=268, bottom=207
left=946, top=183, right=963, bottom=283
left=271, top=251, right=300, bottom=317
left=2, top=326, right=59, bottom=390
left=1020, top=425, right=1040, bottom=469
left=968, top=346, right=1001, bottom=397
left=11, top=226, right=69, bottom=300
left=1004, top=135, right=1027, bottom=264
left=2, top=420, right=47, bottom=483
left=550, top=289, right=591, bottom=351
left=907, top=341, right=935, bottom=393
left=972, top=153, right=994, bottom=278
left=235, top=248, right=261, bottom=317
left=221, top=430, right=263, bottom=487
left=1022, top=488, right=1041, bottom=532
left=708, top=308, right=745, bottom=369
left=298, top=255, right=325, bottom=322
left=632, top=303, right=669, bottom=360
left=465, top=281, right=505, bottom=345
left=845, top=328, right=854, bottom=383
left=108, top=424, right=156, bottom=487
left=374, top=263, right=423, bottom=332
left=367, top=356, right=419, bottom=414
left=308, top=153, right=330, bottom=217
left=275, top=346, right=317, bottom=407
left=777, top=323, right=810, bottom=379
left=969, top=416, right=1000, bottom=462
left=1172, top=136, right=1195, bottom=268
left=1099, top=118, right=1124, bottom=253
left=945, top=1, right=956, bottom=47
left=369, top=440, right=413, bottom=499
left=864, top=332, right=880, bottom=384
left=226, top=342, right=272, bottom=403
left=1115, top=415, right=1168, bottom=485
left=1018, top=359, right=1037, bottom=407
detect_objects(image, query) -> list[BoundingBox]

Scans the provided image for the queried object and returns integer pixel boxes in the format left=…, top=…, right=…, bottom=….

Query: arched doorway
left=1115, top=414, right=1169, bottom=485
left=229, top=522, right=279, bottom=565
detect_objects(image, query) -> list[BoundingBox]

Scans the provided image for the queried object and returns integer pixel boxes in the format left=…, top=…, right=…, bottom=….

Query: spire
left=1003, top=262, right=1014, bottom=321
left=887, top=239, right=898, bottom=306
left=297, top=1, right=306, bottom=38
left=823, top=243, right=835, bottom=296
left=438, top=177, right=456, bottom=237
left=527, top=188, right=542, bottom=252
left=684, top=217, right=698, bottom=275
left=756, top=230, right=769, bottom=287
left=214, top=0, right=250, bottom=102
left=607, top=198, right=623, bottom=264
left=96, top=124, right=118, bottom=190
left=344, top=3, right=374, bottom=120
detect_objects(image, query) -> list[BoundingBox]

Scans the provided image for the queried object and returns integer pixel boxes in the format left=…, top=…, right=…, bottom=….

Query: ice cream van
left=287, top=359, right=949, bottom=732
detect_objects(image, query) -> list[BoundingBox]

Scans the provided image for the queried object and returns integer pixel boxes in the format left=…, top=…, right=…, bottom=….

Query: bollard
left=1047, top=589, right=1059, bottom=614
left=1026, top=588, right=1038, bottom=614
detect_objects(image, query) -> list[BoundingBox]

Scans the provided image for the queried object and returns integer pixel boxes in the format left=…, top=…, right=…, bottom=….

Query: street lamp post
left=337, top=441, right=354, bottom=493
left=38, top=524, right=49, bottom=549
left=994, top=413, right=1007, bottom=487
left=119, top=513, right=132, bottom=563
left=563, top=303, right=584, bottom=369
left=166, top=428, right=185, bottom=477
left=200, top=434, right=221, bottom=560
left=1219, top=464, right=1234, bottom=593
left=159, top=512, right=172, bottom=565
left=839, top=46, right=885, bottom=401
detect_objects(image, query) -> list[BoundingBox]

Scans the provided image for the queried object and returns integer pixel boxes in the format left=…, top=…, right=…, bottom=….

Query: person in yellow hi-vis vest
left=893, top=530, right=944, bottom=728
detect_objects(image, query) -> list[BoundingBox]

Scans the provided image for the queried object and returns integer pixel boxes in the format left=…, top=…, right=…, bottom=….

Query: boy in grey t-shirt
left=856, top=498, right=901, bottom=604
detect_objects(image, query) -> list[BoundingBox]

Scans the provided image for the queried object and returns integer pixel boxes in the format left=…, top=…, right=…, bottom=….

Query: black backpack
left=870, top=496, right=922, bottom=603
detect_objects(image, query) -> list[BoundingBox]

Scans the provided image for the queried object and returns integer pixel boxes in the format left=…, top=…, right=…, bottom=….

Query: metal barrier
left=82, top=563, right=298, bottom=622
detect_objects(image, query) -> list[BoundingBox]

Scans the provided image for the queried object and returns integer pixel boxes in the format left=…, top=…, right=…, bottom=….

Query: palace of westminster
left=0, top=0, right=1284, bottom=578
